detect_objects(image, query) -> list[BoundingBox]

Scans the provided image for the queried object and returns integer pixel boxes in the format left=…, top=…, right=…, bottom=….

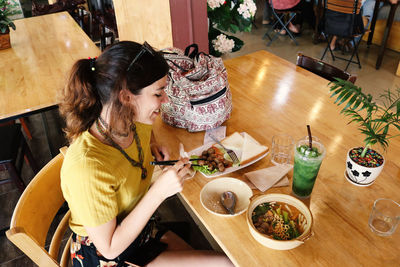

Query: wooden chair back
left=326, top=0, right=361, bottom=14
left=297, top=53, right=357, bottom=83
left=6, top=147, right=70, bottom=267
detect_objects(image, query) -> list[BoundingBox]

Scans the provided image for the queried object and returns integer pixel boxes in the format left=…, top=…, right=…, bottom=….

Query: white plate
left=200, top=177, right=253, bottom=216
left=188, top=133, right=269, bottom=178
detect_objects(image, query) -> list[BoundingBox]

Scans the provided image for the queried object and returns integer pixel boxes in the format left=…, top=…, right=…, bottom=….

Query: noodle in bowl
left=246, top=193, right=313, bottom=250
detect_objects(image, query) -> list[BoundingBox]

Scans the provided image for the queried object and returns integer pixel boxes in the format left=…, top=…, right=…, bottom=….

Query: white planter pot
left=345, top=148, right=385, bottom=187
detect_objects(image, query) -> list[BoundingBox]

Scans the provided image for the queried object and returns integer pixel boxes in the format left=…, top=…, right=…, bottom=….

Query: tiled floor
left=1, top=11, right=399, bottom=267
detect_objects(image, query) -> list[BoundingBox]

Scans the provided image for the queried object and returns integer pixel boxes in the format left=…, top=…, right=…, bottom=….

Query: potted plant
left=0, top=0, right=16, bottom=50
left=329, top=79, right=400, bottom=186
left=207, top=0, right=256, bottom=56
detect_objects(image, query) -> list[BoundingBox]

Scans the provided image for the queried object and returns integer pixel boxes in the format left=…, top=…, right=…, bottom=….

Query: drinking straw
left=307, top=125, right=312, bottom=149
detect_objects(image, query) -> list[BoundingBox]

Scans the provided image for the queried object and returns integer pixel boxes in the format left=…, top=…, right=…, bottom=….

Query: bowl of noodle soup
left=246, top=193, right=313, bottom=250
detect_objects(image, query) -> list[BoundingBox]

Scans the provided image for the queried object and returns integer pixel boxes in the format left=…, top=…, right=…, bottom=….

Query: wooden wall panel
left=113, top=0, right=173, bottom=49
left=363, top=20, right=400, bottom=52
left=169, top=0, right=209, bottom=53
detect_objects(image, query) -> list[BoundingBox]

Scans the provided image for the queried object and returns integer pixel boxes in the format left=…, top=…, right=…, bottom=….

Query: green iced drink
left=292, top=137, right=325, bottom=198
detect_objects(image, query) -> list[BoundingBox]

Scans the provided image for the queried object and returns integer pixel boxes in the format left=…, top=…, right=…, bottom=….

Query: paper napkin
left=244, top=176, right=289, bottom=190
left=244, top=164, right=293, bottom=192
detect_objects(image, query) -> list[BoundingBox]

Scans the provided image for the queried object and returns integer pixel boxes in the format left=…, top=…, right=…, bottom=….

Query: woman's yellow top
left=60, top=122, right=155, bottom=236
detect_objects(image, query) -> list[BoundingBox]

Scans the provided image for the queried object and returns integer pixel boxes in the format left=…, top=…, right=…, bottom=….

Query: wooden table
left=367, top=0, right=399, bottom=69
left=0, top=12, right=100, bottom=155
left=153, top=51, right=400, bottom=266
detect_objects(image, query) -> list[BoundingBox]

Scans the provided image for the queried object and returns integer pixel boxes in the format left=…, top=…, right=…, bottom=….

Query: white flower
left=237, top=0, right=257, bottom=19
left=207, top=0, right=225, bottom=9
left=212, top=34, right=235, bottom=54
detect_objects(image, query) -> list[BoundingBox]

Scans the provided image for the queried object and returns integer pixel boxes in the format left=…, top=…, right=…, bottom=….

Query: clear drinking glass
left=271, top=134, right=294, bottom=165
left=368, top=198, right=400, bottom=236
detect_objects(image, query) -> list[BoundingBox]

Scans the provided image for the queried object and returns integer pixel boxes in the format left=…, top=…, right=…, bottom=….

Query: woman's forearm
left=86, top=185, right=164, bottom=259
left=86, top=161, right=187, bottom=259
left=112, top=186, right=164, bottom=256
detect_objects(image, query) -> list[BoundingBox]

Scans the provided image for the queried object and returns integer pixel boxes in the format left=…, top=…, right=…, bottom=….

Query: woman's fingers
left=172, top=158, right=189, bottom=172
left=177, top=164, right=191, bottom=179
left=160, top=146, right=170, bottom=161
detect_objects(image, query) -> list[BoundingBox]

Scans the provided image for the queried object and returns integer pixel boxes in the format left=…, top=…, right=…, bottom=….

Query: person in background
left=360, top=0, right=398, bottom=30
left=328, top=0, right=398, bottom=51
left=327, top=0, right=363, bottom=51
left=270, top=0, right=305, bottom=35
left=360, top=0, right=383, bottom=28
left=59, top=41, right=233, bottom=267
left=263, top=0, right=273, bottom=25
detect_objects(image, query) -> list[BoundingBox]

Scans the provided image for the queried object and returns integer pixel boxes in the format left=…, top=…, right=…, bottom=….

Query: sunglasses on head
left=126, top=42, right=156, bottom=72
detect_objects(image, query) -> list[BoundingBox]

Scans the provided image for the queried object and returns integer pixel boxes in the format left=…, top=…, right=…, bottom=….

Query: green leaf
left=338, top=91, right=355, bottom=106
left=9, top=21, right=15, bottom=30
left=344, top=94, right=359, bottom=110
left=397, top=101, right=400, bottom=115
left=394, top=124, right=400, bottom=131
left=230, top=24, right=239, bottom=33
left=382, top=125, right=389, bottom=137
left=334, top=90, right=349, bottom=104
left=330, top=87, right=342, bottom=98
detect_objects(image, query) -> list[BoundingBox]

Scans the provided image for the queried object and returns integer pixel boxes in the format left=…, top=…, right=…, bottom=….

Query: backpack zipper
left=190, top=87, right=227, bottom=106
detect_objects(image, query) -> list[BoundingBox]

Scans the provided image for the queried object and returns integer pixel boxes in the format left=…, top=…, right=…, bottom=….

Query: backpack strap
left=165, top=58, right=190, bottom=72
left=184, top=44, right=199, bottom=59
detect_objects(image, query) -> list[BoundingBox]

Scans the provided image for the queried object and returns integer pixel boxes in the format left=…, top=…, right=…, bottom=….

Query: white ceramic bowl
left=246, top=193, right=313, bottom=250
left=200, top=177, right=253, bottom=216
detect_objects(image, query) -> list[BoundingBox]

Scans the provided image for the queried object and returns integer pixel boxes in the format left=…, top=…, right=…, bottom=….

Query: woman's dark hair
left=59, top=41, right=169, bottom=141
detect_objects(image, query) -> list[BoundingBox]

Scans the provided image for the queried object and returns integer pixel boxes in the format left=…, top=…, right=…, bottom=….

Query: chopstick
left=150, top=158, right=204, bottom=166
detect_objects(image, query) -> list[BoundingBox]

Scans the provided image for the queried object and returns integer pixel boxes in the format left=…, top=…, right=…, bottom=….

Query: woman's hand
left=151, top=158, right=191, bottom=200
left=151, top=143, right=170, bottom=161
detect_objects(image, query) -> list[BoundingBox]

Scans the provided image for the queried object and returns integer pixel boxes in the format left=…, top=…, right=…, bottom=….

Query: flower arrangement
left=0, top=0, right=16, bottom=34
left=207, top=0, right=256, bottom=56
left=212, top=33, right=235, bottom=54
left=329, top=79, right=400, bottom=166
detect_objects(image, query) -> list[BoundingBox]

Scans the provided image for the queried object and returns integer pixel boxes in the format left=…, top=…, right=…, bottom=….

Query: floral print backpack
left=161, top=44, right=232, bottom=132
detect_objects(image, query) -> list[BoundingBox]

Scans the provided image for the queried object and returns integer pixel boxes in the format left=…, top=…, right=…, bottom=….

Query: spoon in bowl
left=220, top=191, right=237, bottom=215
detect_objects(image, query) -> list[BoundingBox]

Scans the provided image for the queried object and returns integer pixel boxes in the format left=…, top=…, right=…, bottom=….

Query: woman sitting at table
left=59, top=41, right=233, bottom=267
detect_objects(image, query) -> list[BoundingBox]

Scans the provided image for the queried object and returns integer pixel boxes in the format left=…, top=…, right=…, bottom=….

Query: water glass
left=271, top=134, right=294, bottom=165
left=368, top=198, right=400, bottom=236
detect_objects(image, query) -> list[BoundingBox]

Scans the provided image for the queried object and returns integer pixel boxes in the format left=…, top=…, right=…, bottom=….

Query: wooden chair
left=320, top=0, right=365, bottom=71
left=6, top=147, right=71, bottom=267
left=297, top=53, right=357, bottom=83
left=87, top=0, right=118, bottom=51
left=0, top=123, right=39, bottom=193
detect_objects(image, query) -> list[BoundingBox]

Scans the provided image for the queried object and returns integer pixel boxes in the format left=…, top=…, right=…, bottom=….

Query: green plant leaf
left=329, top=87, right=342, bottom=98
left=9, top=21, right=15, bottom=30
left=338, top=90, right=355, bottom=107
left=391, top=124, right=400, bottom=133
left=230, top=24, right=239, bottom=33
left=397, top=100, right=400, bottom=116
left=344, top=94, right=358, bottom=110
left=334, top=90, right=349, bottom=105
left=382, top=125, right=389, bottom=137
left=352, top=97, right=362, bottom=110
